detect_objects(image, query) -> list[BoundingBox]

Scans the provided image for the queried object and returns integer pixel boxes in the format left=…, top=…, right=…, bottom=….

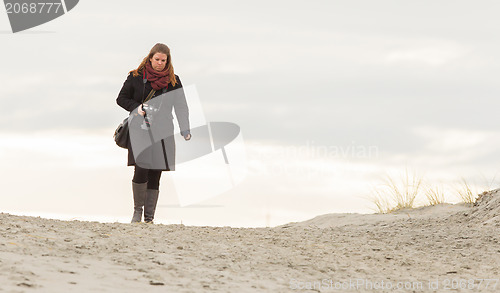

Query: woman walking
left=116, top=43, right=191, bottom=223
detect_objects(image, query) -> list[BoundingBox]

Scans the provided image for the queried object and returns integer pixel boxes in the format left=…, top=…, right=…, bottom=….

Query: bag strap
left=143, top=89, right=156, bottom=103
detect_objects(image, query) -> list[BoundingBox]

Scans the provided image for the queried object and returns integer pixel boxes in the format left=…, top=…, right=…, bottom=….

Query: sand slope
left=1, top=190, right=499, bottom=292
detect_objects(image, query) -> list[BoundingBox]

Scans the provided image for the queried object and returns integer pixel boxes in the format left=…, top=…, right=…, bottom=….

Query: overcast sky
left=1, top=1, right=499, bottom=227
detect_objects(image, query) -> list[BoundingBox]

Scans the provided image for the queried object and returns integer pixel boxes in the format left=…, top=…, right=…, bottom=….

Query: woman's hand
left=181, top=130, right=191, bottom=141
left=138, top=104, right=147, bottom=116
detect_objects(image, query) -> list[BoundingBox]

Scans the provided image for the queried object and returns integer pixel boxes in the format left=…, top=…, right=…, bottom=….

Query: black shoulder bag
left=114, top=84, right=156, bottom=148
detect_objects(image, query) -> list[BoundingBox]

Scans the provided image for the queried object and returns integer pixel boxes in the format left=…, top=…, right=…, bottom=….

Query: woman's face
left=149, top=52, right=168, bottom=72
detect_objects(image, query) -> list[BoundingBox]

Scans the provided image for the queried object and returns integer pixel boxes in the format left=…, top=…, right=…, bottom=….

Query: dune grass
left=454, top=174, right=500, bottom=205
left=370, top=169, right=423, bottom=213
left=455, top=178, right=478, bottom=205
left=369, top=171, right=498, bottom=213
left=424, top=185, right=446, bottom=206
left=370, top=187, right=394, bottom=214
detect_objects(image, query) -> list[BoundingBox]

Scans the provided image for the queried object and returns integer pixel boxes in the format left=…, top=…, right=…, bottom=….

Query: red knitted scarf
left=145, top=62, right=170, bottom=90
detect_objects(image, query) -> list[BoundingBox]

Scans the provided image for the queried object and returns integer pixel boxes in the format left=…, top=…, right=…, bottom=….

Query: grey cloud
left=0, top=0, right=499, bottom=165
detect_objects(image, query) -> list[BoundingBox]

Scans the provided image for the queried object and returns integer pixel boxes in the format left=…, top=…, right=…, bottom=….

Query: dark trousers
left=132, top=166, right=162, bottom=190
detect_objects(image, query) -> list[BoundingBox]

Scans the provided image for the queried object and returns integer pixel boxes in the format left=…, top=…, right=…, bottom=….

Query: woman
left=116, top=43, right=191, bottom=223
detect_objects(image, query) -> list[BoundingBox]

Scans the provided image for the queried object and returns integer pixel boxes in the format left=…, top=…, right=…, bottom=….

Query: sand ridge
left=0, top=190, right=499, bottom=292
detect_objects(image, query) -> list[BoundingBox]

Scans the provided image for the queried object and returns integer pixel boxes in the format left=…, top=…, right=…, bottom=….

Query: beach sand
left=1, top=190, right=499, bottom=292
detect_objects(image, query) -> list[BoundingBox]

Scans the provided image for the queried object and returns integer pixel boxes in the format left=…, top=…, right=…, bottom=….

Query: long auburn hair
left=129, top=43, right=177, bottom=86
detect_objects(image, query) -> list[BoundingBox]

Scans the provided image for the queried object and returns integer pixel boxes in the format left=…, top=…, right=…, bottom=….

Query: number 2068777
left=5, top=3, right=63, bottom=14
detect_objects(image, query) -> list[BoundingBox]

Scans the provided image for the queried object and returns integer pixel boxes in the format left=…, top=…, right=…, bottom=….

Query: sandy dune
left=1, top=190, right=499, bottom=292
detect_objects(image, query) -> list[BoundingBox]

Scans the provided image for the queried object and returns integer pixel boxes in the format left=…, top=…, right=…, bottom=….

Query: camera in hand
left=141, top=104, right=159, bottom=129
left=142, top=104, right=159, bottom=114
